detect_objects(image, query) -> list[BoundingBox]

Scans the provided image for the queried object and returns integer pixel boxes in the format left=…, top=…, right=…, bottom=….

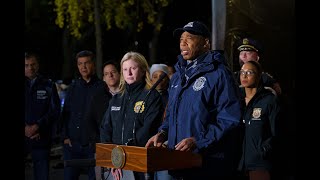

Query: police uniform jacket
left=160, top=50, right=242, bottom=176
left=62, top=75, right=106, bottom=145
left=25, top=75, right=61, bottom=148
left=100, top=80, right=163, bottom=147
left=238, top=86, right=280, bottom=172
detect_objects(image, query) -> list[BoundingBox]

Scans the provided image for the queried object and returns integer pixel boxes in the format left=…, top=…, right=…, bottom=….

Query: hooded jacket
left=160, top=50, right=242, bottom=176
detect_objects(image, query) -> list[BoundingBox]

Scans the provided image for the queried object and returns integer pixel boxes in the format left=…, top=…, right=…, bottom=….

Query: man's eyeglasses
left=240, top=70, right=256, bottom=76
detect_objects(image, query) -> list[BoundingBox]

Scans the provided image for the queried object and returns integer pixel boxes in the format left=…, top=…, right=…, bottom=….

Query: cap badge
left=243, top=38, right=249, bottom=45
left=184, top=22, right=194, bottom=28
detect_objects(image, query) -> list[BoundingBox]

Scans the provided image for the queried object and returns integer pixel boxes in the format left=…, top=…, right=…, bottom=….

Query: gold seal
left=111, top=146, right=126, bottom=168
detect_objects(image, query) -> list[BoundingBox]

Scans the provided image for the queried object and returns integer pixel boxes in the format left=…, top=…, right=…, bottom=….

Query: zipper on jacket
left=121, top=93, right=130, bottom=144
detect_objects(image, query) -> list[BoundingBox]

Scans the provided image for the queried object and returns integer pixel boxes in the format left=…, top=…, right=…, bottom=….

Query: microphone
left=64, top=158, right=96, bottom=167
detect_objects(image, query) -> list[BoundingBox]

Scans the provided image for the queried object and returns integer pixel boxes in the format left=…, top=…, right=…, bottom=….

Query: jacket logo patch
left=111, top=106, right=121, bottom=111
left=134, top=101, right=145, bottom=113
left=252, top=108, right=262, bottom=120
left=193, top=77, right=206, bottom=91
left=37, top=90, right=48, bottom=99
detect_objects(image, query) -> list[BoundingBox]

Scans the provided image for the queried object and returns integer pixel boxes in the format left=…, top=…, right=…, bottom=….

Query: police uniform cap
left=237, top=38, right=262, bottom=53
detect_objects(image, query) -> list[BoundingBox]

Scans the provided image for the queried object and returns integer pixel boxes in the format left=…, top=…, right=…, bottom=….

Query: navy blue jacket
left=160, top=51, right=242, bottom=177
left=25, top=75, right=61, bottom=148
left=62, top=75, right=106, bottom=145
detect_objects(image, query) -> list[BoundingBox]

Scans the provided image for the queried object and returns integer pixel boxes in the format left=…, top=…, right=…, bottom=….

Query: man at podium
left=146, top=21, right=243, bottom=180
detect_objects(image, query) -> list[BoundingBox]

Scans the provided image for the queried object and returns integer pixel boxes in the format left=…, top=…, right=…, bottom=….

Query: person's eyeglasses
left=240, top=70, right=256, bottom=76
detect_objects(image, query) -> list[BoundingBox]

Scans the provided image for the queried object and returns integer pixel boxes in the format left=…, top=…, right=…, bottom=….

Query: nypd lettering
left=111, top=106, right=121, bottom=111
left=37, top=90, right=48, bottom=99
left=193, top=77, right=206, bottom=91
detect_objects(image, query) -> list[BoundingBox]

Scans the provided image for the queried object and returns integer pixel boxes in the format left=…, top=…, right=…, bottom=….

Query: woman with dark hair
left=238, top=60, right=281, bottom=180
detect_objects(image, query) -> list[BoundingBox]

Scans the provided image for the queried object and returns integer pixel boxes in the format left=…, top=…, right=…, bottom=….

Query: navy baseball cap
left=173, top=21, right=211, bottom=39
left=237, top=38, right=262, bottom=53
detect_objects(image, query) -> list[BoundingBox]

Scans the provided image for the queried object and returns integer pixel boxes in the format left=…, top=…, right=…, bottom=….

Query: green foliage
left=54, top=0, right=171, bottom=39
left=54, top=0, right=94, bottom=38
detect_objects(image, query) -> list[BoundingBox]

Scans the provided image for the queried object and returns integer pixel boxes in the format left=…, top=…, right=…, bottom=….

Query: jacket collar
left=125, top=80, right=146, bottom=95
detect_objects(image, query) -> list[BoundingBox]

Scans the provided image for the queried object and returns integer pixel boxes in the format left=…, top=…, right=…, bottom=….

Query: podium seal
left=111, top=146, right=126, bottom=168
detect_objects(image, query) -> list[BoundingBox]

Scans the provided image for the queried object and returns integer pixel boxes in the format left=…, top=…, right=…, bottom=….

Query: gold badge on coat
left=134, top=101, right=145, bottom=113
left=252, top=108, right=262, bottom=119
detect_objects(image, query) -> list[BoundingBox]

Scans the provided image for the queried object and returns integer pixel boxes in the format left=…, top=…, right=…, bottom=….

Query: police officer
left=235, top=37, right=282, bottom=95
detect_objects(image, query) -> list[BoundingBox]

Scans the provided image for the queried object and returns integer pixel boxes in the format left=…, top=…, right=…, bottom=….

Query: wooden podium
left=96, top=143, right=202, bottom=172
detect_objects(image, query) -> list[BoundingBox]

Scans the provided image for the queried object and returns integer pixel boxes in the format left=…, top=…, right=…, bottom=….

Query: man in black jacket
left=61, top=50, right=106, bottom=180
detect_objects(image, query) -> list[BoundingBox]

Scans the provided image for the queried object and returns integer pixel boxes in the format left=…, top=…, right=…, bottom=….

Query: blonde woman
left=101, top=51, right=164, bottom=180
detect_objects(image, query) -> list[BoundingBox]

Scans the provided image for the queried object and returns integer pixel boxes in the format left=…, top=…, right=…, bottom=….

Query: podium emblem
left=111, top=146, right=126, bottom=168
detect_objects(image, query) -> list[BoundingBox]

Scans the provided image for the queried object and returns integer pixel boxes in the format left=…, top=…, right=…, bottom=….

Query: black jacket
left=86, top=83, right=112, bottom=143
left=62, top=75, right=106, bottom=145
left=100, top=80, right=164, bottom=147
left=238, top=86, right=280, bottom=172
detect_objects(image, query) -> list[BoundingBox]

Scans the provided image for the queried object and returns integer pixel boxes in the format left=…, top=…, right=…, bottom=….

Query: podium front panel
left=96, top=143, right=202, bottom=172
